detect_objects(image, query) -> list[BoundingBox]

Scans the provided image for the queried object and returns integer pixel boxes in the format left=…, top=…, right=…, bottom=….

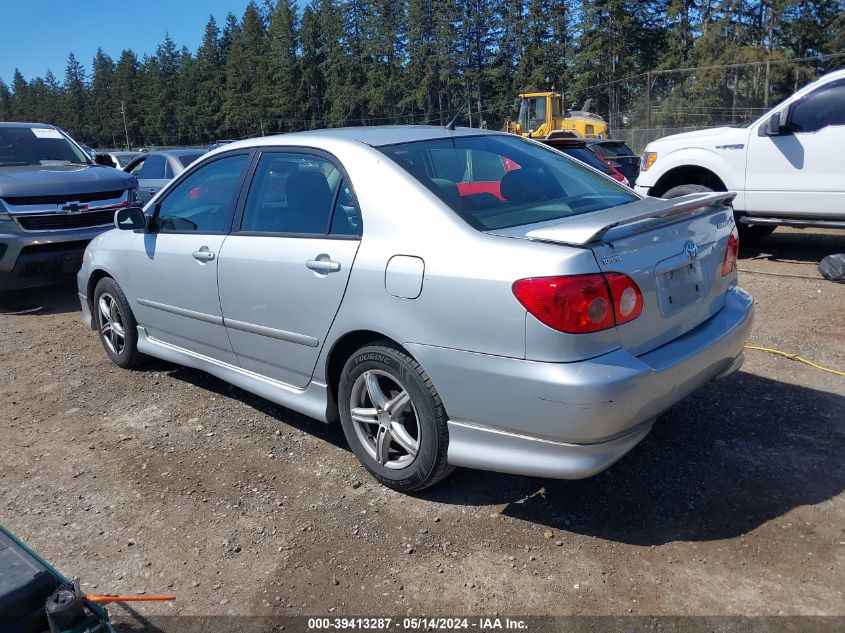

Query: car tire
left=661, top=183, right=716, bottom=199
left=736, top=222, right=776, bottom=243
left=93, top=277, right=145, bottom=369
left=338, top=340, right=454, bottom=493
left=663, top=183, right=777, bottom=244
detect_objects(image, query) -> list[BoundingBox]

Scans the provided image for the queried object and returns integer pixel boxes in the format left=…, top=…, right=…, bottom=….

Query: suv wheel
left=338, top=341, right=453, bottom=492
left=93, top=277, right=144, bottom=368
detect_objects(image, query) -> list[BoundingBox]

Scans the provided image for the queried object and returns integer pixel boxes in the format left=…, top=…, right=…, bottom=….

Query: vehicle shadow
left=740, top=228, right=845, bottom=264
left=0, top=279, right=81, bottom=316
left=421, top=371, right=845, bottom=545
left=160, top=363, right=348, bottom=452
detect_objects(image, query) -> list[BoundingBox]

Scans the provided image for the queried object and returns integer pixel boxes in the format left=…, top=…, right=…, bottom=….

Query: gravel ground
left=1, top=227, right=843, bottom=624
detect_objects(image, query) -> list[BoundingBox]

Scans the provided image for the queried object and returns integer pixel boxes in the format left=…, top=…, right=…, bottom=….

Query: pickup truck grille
left=16, top=209, right=115, bottom=231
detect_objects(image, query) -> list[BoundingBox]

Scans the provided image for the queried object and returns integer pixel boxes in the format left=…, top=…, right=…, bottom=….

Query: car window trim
left=231, top=146, right=363, bottom=240
left=149, top=148, right=255, bottom=236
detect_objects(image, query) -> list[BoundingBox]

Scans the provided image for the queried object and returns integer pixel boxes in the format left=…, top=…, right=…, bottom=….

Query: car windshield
left=178, top=152, right=205, bottom=167
left=0, top=126, right=90, bottom=167
left=378, top=134, right=637, bottom=231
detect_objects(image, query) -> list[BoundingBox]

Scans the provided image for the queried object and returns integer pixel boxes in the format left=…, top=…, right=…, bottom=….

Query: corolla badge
left=684, top=240, right=698, bottom=261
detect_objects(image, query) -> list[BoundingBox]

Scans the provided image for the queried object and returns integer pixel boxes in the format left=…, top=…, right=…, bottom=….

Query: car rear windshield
left=178, top=152, right=205, bottom=167
left=556, top=146, right=613, bottom=173
left=378, top=135, right=637, bottom=231
left=0, top=126, right=90, bottom=167
left=593, top=141, right=635, bottom=157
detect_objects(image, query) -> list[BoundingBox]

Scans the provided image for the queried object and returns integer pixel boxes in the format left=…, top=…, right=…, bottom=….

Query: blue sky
left=0, top=0, right=255, bottom=84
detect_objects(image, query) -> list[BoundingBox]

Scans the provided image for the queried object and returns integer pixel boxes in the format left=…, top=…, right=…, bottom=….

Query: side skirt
left=136, top=326, right=330, bottom=423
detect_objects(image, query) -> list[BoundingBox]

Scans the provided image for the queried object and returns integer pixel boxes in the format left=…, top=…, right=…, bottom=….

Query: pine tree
left=10, top=70, right=31, bottom=121
left=62, top=53, right=88, bottom=139
left=299, top=1, right=326, bottom=127
left=89, top=49, right=119, bottom=147
left=114, top=50, right=141, bottom=149
left=194, top=16, right=226, bottom=142
left=224, top=2, right=273, bottom=136
left=267, top=0, right=301, bottom=128
left=0, top=78, right=11, bottom=121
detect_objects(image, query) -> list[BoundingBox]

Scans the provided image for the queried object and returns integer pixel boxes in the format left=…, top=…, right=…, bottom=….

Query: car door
left=745, top=78, right=845, bottom=219
left=126, top=151, right=252, bottom=364
left=217, top=149, right=362, bottom=388
left=137, top=154, right=169, bottom=204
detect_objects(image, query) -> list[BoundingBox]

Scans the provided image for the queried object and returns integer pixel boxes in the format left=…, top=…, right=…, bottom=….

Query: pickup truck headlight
left=128, top=187, right=141, bottom=205
left=641, top=152, right=657, bottom=171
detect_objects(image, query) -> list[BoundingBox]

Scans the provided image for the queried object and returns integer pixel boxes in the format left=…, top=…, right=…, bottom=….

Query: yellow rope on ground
left=744, top=345, right=845, bottom=378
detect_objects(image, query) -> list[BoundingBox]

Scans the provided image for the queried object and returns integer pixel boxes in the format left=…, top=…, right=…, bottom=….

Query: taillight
left=722, top=227, right=739, bottom=276
left=604, top=272, right=643, bottom=325
left=512, top=273, right=642, bottom=334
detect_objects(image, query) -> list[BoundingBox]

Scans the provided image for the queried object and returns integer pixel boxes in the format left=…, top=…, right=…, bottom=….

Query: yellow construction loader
left=505, top=92, right=609, bottom=139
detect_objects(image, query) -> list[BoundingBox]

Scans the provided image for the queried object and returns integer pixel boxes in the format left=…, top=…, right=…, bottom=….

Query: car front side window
left=154, top=154, right=249, bottom=234
left=789, top=80, right=845, bottom=133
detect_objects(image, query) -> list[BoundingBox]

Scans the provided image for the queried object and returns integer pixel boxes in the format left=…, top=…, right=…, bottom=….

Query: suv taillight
left=512, top=273, right=643, bottom=334
left=721, top=227, right=739, bottom=276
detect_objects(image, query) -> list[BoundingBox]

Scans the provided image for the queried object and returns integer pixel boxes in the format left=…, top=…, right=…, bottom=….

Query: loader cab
left=516, top=93, right=561, bottom=137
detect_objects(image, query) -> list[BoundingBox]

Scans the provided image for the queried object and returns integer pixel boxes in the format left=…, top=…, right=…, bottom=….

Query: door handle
left=306, top=257, right=341, bottom=273
left=192, top=247, right=216, bottom=262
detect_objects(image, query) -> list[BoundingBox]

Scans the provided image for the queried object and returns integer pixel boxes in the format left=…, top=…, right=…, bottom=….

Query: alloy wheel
left=349, top=369, right=420, bottom=470
left=98, top=292, right=126, bottom=356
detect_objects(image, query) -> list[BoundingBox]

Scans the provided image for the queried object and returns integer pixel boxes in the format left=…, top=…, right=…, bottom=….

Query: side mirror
left=764, top=109, right=789, bottom=136
left=94, top=153, right=114, bottom=167
left=114, top=206, right=146, bottom=231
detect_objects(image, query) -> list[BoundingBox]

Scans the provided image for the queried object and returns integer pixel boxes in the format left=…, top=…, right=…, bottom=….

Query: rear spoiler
left=523, top=192, right=736, bottom=246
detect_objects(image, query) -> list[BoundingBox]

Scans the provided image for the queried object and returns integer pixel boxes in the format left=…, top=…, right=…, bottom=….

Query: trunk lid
left=492, top=192, right=737, bottom=356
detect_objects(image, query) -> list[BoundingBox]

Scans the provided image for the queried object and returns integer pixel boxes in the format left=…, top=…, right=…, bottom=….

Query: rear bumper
left=408, top=286, right=754, bottom=479
left=0, top=224, right=109, bottom=291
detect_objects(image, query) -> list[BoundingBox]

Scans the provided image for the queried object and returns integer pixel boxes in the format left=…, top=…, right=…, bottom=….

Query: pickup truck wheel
left=736, top=223, right=776, bottom=243
left=93, top=277, right=145, bottom=369
left=663, top=184, right=776, bottom=244
left=338, top=340, right=454, bottom=493
left=662, top=183, right=716, bottom=199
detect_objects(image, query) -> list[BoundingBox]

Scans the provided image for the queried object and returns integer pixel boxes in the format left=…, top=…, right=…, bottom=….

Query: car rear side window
left=379, top=135, right=637, bottom=231
left=140, top=154, right=166, bottom=180
left=240, top=153, right=357, bottom=236
left=155, top=154, right=249, bottom=233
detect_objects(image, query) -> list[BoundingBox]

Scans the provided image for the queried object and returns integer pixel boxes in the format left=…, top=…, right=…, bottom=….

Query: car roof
left=146, top=148, right=206, bottom=157
left=221, top=125, right=501, bottom=152
left=0, top=122, right=59, bottom=129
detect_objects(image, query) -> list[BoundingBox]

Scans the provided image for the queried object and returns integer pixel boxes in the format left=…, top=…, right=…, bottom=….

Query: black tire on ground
left=338, top=340, right=454, bottom=493
left=662, top=183, right=777, bottom=244
left=661, top=183, right=716, bottom=199
left=736, top=222, right=776, bottom=243
left=93, top=277, right=145, bottom=369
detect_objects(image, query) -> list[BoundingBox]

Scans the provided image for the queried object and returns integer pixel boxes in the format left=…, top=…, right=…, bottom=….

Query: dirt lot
left=1, top=228, right=844, bottom=624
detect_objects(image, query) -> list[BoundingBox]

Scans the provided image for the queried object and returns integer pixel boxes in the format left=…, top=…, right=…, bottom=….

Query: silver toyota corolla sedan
left=77, top=126, right=753, bottom=492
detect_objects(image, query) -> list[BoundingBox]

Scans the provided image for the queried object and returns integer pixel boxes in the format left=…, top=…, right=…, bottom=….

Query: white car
left=635, top=69, right=845, bottom=241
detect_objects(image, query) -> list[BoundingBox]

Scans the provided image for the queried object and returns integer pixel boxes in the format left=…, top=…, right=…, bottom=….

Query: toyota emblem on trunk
left=684, top=240, right=698, bottom=261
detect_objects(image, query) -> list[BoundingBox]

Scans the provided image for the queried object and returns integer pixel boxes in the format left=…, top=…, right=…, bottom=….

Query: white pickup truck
left=635, top=69, right=845, bottom=242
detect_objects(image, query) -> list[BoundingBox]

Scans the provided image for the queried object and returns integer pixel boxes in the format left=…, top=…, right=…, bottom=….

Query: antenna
left=445, top=101, right=470, bottom=131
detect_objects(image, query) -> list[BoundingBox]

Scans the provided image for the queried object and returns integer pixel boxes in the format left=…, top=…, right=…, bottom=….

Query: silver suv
left=0, top=122, right=137, bottom=293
